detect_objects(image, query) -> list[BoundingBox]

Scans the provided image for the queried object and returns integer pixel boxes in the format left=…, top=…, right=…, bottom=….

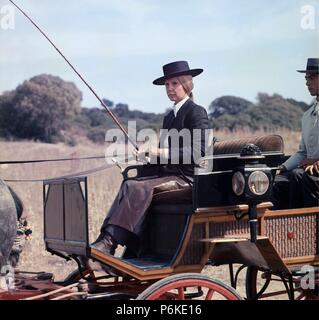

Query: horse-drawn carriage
left=0, top=134, right=318, bottom=300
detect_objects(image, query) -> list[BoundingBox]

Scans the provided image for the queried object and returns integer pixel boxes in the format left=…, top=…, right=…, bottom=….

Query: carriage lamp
left=232, top=171, right=245, bottom=196
left=232, top=144, right=273, bottom=243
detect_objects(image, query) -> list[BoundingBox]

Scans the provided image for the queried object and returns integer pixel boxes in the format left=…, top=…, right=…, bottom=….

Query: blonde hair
left=177, top=75, right=194, bottom=101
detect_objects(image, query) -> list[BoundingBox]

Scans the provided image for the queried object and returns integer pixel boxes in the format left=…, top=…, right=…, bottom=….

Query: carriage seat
left=150, top=134, right=284, bottom=208
left=152, top=187, right=193, bottom=205
left=127, top=135, right=285, bottom=262
left=213, top=134, right=284, bottom=155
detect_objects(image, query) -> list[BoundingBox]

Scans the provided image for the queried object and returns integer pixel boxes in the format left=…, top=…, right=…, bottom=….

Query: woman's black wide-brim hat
left=153, top=61, right=203, bottom=85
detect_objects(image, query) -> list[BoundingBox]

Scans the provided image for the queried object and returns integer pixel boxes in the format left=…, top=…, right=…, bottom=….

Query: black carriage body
left=193, top=152, right=283, bottom=209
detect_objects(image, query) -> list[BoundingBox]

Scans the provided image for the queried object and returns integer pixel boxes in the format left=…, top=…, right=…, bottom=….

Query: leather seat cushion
left=151, top=187, right=192, bottom=205
left=213, top=134, right=284, bottom=155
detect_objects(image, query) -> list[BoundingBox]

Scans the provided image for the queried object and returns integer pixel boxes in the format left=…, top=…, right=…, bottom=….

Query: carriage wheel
left=60, top=268, right=96, bottom=286
left=137, top=273, right=242, bottom=300
left=246, top=266, right=319, bottom=300
left=295, top=286, right=319, bottom=300
left=294, top=272, right=319, bottom=300
left=246, top=267, right=272, bottom=300
left=246, top=266, right=287, bottom=300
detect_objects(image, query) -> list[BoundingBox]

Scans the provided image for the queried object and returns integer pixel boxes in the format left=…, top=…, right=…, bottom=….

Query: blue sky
left=0, top=0, right=318, bottom=113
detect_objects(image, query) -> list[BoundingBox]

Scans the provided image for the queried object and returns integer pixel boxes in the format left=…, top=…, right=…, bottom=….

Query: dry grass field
left=0, top=129, right=301, bottom=299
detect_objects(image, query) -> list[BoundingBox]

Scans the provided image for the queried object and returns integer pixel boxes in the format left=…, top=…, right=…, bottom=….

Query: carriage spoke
left=205, top=288, right=215, bottom=300
left=178, top=287, right=185, bottom=300
left=295, top=292, right=305, bottom=300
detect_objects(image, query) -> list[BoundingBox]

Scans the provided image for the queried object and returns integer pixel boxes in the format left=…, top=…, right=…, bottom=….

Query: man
left=275, top=58, right=319, bottom=208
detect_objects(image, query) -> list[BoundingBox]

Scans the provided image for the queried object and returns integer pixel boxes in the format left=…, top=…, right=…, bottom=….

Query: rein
left=3, top=156, right=135, bottom=183
left=1, top=155, right=106, bottom=165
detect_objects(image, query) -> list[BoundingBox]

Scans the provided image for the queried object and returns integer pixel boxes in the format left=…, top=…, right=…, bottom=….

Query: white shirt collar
left=173, top=95, right=189, bottom=117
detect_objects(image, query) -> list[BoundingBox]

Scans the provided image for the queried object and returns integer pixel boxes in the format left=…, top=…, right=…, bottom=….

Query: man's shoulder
left=302, top=104, right=316, bottom=118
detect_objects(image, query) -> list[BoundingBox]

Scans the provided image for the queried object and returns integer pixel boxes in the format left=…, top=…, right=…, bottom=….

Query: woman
left=92, top=61, right=210, bottom=257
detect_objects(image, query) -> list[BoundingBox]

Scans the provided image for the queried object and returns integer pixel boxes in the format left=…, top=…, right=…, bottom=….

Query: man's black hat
left=297, top=58, right=319, bottom=74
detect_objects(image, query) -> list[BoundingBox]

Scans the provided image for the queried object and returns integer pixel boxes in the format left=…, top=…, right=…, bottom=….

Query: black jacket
left=160, top=99, right=211, bottom=176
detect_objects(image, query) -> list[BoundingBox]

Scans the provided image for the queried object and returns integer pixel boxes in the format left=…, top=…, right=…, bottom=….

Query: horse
left=0, top=179, right=23, bottom=271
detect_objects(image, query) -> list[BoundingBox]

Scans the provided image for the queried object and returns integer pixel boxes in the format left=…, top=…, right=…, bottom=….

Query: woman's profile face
left=165, top=77, right=187, bottom=103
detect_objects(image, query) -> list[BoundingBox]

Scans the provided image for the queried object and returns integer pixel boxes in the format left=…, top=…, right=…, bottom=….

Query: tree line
left=0, top=74, right=311, bottom=145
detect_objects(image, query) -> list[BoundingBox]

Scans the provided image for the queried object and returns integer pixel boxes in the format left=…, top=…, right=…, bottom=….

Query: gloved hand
left=304, top=160, right=319, bottom=176
left=276, top=164, right=287, bottom=176
left=133, top=144, right=168, bottom=164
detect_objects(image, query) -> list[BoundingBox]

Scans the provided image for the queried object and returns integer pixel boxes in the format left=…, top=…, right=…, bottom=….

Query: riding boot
left=91, top=232, right=118, bottom=256
left=88, top=232, right=120, bottom=275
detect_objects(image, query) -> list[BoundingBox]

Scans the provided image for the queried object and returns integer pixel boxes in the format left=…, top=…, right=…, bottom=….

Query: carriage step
left=200, top=236, right=269, bottom=243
